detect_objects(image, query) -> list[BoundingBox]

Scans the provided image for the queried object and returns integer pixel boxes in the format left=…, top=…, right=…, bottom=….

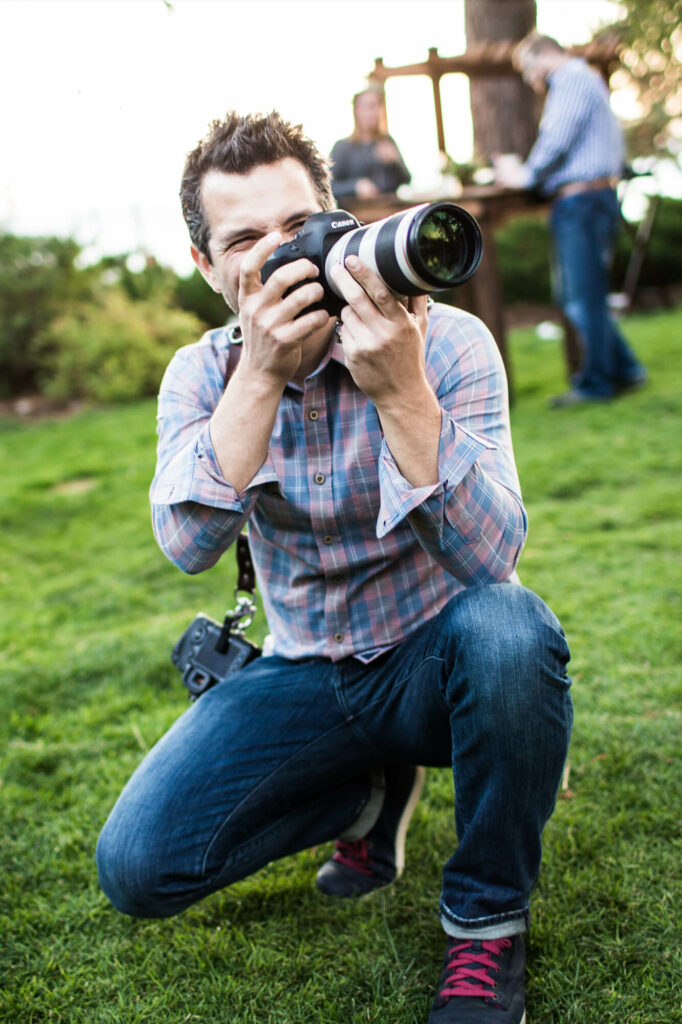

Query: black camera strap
left=235, top=533, right=256, bottom=594
left=215, top=531, right=257, bottom=653
left=220, top=334, right=258, bottom=624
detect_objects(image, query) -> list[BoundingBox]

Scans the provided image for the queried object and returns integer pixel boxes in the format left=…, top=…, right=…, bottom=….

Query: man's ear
left=191, top=245, right=221, bottom=293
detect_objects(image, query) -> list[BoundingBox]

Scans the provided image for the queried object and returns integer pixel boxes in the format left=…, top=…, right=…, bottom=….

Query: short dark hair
left=513, top=31, right=565, bottom=69
left=180, top=110, right=334, bottom=260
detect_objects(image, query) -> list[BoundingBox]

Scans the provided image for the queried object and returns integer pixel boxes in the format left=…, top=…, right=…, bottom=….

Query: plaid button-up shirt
left=151, top=303, right=527, bottom=661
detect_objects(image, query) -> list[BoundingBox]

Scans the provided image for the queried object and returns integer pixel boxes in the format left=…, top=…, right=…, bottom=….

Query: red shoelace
left=332, top=839, right=374, bottom=876
left=439, top=937, right=512, bottom=1000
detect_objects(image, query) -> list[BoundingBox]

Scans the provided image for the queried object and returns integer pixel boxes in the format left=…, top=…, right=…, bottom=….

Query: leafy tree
left=604, top=0, right=682, bottom=158
left=174, top=268, right=229, bottom=328
left=0, top=234, right=96, bottom=396
left=97, top=253, right=180, bottom=302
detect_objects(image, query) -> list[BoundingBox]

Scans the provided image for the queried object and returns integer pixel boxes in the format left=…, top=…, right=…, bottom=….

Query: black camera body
left=260, top=201, right=483, bottom=317
left=171, top=613, right=261, bottom=699
left=261, top=211, right=360, bottom=316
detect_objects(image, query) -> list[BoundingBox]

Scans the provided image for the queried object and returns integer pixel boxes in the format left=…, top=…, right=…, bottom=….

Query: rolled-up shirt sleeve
left=150, top=336, right=279, bottom=574
left=376, top=308, right=527, bottom=586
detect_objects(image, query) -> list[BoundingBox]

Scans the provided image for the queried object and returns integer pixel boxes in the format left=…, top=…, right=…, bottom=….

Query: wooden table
left=339, top=186, right=546, bottom=402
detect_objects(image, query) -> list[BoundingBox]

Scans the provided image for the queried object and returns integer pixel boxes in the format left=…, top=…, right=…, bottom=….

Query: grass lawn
left=1, top=309, right=680, bottom=1023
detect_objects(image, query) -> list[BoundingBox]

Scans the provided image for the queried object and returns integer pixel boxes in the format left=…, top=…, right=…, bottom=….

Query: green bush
left=495, top=213, right=553, bottom=305
left=495, top=195, right=682, bottom=306
left=38, top=288, right=203, bottom=402
left=613, top=195, right=682, bottom=289
left=174, top=267, right=229, bottom=328
left=0, top=234, right=97, bottom=396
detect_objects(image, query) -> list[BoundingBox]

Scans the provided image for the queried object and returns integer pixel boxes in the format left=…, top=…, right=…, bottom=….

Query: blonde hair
left=350, top=87, right=389, bottom=142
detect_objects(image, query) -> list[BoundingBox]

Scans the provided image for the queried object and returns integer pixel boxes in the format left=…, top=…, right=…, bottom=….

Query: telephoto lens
left=325, top=202, right=483, bottom=300
left=260, top=201, right=483, bottom=316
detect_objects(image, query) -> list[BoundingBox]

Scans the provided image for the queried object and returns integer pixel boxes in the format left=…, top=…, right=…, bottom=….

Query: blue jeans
left=97, top=584, right=572, bottom=936
left=551, top=188, right=645, bottom=398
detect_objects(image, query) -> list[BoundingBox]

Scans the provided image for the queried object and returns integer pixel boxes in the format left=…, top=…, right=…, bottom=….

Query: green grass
left=1, top=309, right=680, bottom=1023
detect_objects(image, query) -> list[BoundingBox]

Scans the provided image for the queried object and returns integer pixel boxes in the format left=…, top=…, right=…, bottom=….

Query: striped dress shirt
left=523, top=57, right=625, bottom=195
left=151, top=303, right=527, bottom=662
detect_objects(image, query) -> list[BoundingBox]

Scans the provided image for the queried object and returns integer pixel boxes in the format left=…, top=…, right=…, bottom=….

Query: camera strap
left=224, top=335, right=257, bottom=600
left=211, top=331, right=259, bottom=651
left=215, top=530, right=258, bottom=652
left=235, top=533, right=256, bottom=594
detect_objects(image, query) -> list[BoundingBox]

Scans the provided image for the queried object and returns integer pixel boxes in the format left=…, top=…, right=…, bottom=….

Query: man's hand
left=330, top=256, right=441, bottom=487
left=237, top=232, right=333, bottom=387
left=492, top=153, right=529, bottom=189
left=208, top=236, right=333, bottom=494
left=330, top=255, right=429, bottom=408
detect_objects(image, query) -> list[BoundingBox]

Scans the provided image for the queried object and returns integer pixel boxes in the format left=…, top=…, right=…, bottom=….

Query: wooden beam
left=369, top=42, right=621, bottom=84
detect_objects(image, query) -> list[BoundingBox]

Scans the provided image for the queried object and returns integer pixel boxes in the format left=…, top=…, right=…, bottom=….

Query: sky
left=0, top=0, right=637, bottom=275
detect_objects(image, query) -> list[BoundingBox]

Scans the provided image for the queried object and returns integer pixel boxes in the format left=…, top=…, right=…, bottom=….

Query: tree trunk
left=465, top=0, right=539, bottom=163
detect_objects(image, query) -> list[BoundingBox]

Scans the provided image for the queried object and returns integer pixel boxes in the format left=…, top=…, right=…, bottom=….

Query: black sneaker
left=315, top=764, right=425, bottom=897
left=428, top=934, right=526, bottom=1023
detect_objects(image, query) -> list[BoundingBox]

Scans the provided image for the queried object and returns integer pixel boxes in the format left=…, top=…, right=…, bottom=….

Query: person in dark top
left=329, top=87, right=411, bottom=200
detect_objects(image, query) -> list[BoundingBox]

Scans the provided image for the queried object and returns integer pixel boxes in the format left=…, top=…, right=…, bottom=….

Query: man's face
left=192, top=158, right=323, bottom=313
left=518, top=53, right=549, bottom=95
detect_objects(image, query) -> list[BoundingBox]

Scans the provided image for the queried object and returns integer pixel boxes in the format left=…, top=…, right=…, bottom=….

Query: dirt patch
left=0, top=396, right=85, bottom=422
left=50, top=478, right=99, bottom=496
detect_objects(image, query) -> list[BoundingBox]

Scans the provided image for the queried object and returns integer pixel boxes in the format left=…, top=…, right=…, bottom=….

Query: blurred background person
left=494, top=32, right=647, bottom=407
left=329, top=86, right=411, bottom=200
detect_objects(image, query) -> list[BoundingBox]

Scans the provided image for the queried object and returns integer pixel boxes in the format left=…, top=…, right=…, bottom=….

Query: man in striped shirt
left=97, top=111, right=572, bottom=1024
left=496, top=32, right=646, bottom=406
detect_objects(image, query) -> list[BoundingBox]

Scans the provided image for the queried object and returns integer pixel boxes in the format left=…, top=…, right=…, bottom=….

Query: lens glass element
left=415, top=208, right=470, bottom=283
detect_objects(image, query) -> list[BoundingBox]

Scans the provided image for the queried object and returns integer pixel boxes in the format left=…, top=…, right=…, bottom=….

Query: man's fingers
left=239, top=231, right=283, bottom=294
left=278, top=279, right=325, bottom=320
left=336, top=255, right=400, bottom=318
left=274, top=309, right=335, bottom=346
left=260, top=257, right=320, bottom=302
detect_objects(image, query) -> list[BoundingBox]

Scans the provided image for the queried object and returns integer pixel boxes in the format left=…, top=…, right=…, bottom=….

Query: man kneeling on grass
left=96, top=110, right=573, bottom=1024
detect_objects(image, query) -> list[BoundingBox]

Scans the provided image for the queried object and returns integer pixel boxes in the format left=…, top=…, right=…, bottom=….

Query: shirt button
left=334, top=632, right=344, bottom=643
left=314, top=473, right=325, bottom=485
left=323, top=535, right=333, bottom=545
left=308, top=409, right=319, bottom=420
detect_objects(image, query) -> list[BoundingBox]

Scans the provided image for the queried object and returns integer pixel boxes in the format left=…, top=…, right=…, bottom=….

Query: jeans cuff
left=439, top=899, right=529, bottom=940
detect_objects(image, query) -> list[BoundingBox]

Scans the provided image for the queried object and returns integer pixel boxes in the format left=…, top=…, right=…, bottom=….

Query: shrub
left=494, top=195, right=682, bottom=306
left=495, top=213, right=553, bottom=305
left=38, top=288, right=203, bottom=402
left=0, top=234, right=97, bottom=396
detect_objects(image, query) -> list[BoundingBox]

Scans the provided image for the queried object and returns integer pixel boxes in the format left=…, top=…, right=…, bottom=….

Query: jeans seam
left=208, top=786, right=363, bottom=887
left=201, top=716, right=364, bottom=873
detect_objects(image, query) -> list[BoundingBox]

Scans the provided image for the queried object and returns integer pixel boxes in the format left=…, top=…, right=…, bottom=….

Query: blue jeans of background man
left=551, top=188, right=645, bottom=398
left=97, top=583, right=572, bottom=937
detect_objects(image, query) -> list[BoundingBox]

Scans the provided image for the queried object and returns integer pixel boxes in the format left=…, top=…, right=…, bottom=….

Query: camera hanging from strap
left=171, top=533, right=262, bottom=699
left=170, top=334, right=263, bottom=697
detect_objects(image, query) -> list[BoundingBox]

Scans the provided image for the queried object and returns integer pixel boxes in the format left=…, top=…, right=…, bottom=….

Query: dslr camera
left=261, top=201, right=483, bottom=316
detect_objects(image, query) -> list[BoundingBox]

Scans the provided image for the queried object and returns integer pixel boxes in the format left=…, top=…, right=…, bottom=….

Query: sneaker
left=615, top=372, right=647, bottom=395
left=315, top=764, right=425, bottom=897
left=549, top=388, right=610, bottom=408
left=428, top=934, right=526, bottom=1023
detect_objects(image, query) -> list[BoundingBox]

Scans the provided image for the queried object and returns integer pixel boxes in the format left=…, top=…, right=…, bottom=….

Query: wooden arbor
left=368, top=41, right=622, bottom=157
left=351, top=41, right=623, bottom=396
